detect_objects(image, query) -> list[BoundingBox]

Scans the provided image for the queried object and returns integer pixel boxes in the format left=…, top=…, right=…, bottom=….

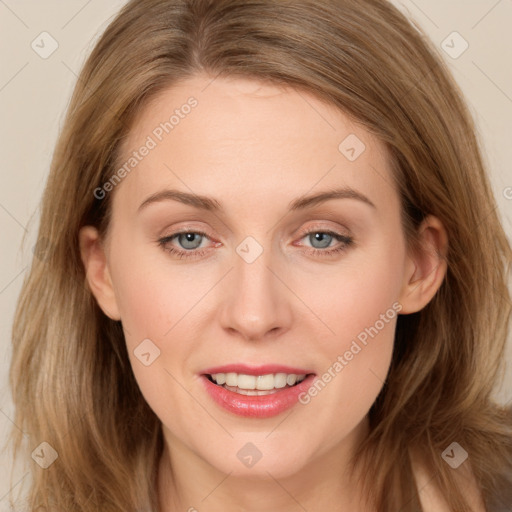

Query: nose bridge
left=219, top=237, right=291, bottom=340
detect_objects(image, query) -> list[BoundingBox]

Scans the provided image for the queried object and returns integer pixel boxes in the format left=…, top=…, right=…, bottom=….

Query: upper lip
left=201, top=364, right=315, bottom=376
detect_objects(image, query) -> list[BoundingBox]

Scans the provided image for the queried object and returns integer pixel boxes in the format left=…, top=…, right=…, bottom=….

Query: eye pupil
left=179, top=232, right=202, bottom=250
left=310, top=232, right=332, bottom=249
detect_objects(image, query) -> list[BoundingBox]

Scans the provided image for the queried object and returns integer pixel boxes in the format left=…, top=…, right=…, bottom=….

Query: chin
left=204, top=441, right=312, bottom=480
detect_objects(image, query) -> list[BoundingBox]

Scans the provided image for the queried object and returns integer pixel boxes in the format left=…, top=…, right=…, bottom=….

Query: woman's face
left=82, top=73, right=434, bottom=481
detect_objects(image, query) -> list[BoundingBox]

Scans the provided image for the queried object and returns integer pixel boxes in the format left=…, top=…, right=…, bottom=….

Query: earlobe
left=398, top=215, right=449, bottom=315
left=78, top=226, right=121, bottom=321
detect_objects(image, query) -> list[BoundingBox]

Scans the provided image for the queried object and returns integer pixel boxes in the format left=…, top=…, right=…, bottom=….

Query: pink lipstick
left=200, top=364, right=316, bottom=418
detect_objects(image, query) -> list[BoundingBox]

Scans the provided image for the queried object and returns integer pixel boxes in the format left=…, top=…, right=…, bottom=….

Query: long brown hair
left=7, top=0, right=512, bottom=510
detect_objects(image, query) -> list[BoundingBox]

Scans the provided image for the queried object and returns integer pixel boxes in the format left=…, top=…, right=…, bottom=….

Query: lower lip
left=200, top=374, right=316, bottom=418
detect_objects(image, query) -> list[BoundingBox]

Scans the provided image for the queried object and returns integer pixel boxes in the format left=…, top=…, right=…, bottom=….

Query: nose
left=218, top=246, right=293, bottom=342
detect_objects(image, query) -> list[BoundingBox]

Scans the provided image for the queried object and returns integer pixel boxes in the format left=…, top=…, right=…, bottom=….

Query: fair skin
left=79, top=73, right=483, bottom=511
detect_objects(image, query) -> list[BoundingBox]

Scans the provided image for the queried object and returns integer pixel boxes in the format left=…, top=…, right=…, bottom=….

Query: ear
left=78, top=225, right=121, bottom=321
left=398, top=215, right=449, bottom=315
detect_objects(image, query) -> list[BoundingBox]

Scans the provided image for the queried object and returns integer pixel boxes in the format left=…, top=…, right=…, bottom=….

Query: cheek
left=108, top=233, right=200, bottom=344
left=306, top=236, right=404, bottom=348
left=108, top=260, right=203, bottom=424
left=297, top=238, right=404, bottom=412
left=107, top=241, right=212, bottom=400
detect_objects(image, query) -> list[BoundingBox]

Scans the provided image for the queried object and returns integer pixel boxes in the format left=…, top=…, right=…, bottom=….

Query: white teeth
left=286, top=374, right=297, bottom=386
left=274, top=373, right=288, bottom=389
left=210, top=372, right=307, bottom=390
left=256, top=374, right=274, bottom=390
left=238, top=374, right=256, bottom=390
left=225, top=373, right=238, bottom=386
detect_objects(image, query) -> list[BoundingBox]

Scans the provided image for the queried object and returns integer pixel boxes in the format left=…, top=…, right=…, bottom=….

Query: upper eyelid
left=296, top=223, right=350, bottom=235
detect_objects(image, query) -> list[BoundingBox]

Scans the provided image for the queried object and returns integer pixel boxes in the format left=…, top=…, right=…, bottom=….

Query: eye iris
left=179, top=233, right=202, bottom=250
left=310, top=232, right=332, bottom=249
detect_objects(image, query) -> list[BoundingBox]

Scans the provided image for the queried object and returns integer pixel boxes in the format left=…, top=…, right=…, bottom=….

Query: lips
left=200, top=364, right=316, bottom=418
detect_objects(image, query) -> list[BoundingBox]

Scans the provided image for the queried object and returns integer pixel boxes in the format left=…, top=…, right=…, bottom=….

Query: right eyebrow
left=138, top=189, right=223, bottom=213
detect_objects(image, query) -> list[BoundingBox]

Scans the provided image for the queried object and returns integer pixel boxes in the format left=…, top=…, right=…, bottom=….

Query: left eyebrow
left=288, top=186, right=376, bottom=211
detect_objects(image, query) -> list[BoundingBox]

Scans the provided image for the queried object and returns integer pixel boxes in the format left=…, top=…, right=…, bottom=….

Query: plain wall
left=0, top=0, right=511, bottom=504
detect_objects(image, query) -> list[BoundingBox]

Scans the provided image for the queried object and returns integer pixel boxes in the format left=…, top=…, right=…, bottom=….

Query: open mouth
left=204, top=372, right=311, bottom=396
left=200, top=370, right=317, bottom=417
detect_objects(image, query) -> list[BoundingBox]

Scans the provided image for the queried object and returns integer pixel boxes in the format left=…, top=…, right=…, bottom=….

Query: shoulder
left=410, top=449, right=487, bottom=512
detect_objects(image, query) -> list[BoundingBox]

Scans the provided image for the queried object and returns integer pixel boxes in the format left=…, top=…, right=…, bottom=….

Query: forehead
left=113, top=73, right=398, bottom=219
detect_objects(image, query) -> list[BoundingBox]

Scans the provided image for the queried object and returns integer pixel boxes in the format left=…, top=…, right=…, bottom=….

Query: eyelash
left=157, top=228, right=354, bottom=260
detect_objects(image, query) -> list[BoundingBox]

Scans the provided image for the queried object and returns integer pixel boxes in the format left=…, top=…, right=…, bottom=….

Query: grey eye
left=177, top=232, right=204, bottom=250
left=308, top=232, right=333, bottom=249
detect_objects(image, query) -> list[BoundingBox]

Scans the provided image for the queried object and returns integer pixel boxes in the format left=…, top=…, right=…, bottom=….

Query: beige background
left=0, top=0, right=511, bottom=504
